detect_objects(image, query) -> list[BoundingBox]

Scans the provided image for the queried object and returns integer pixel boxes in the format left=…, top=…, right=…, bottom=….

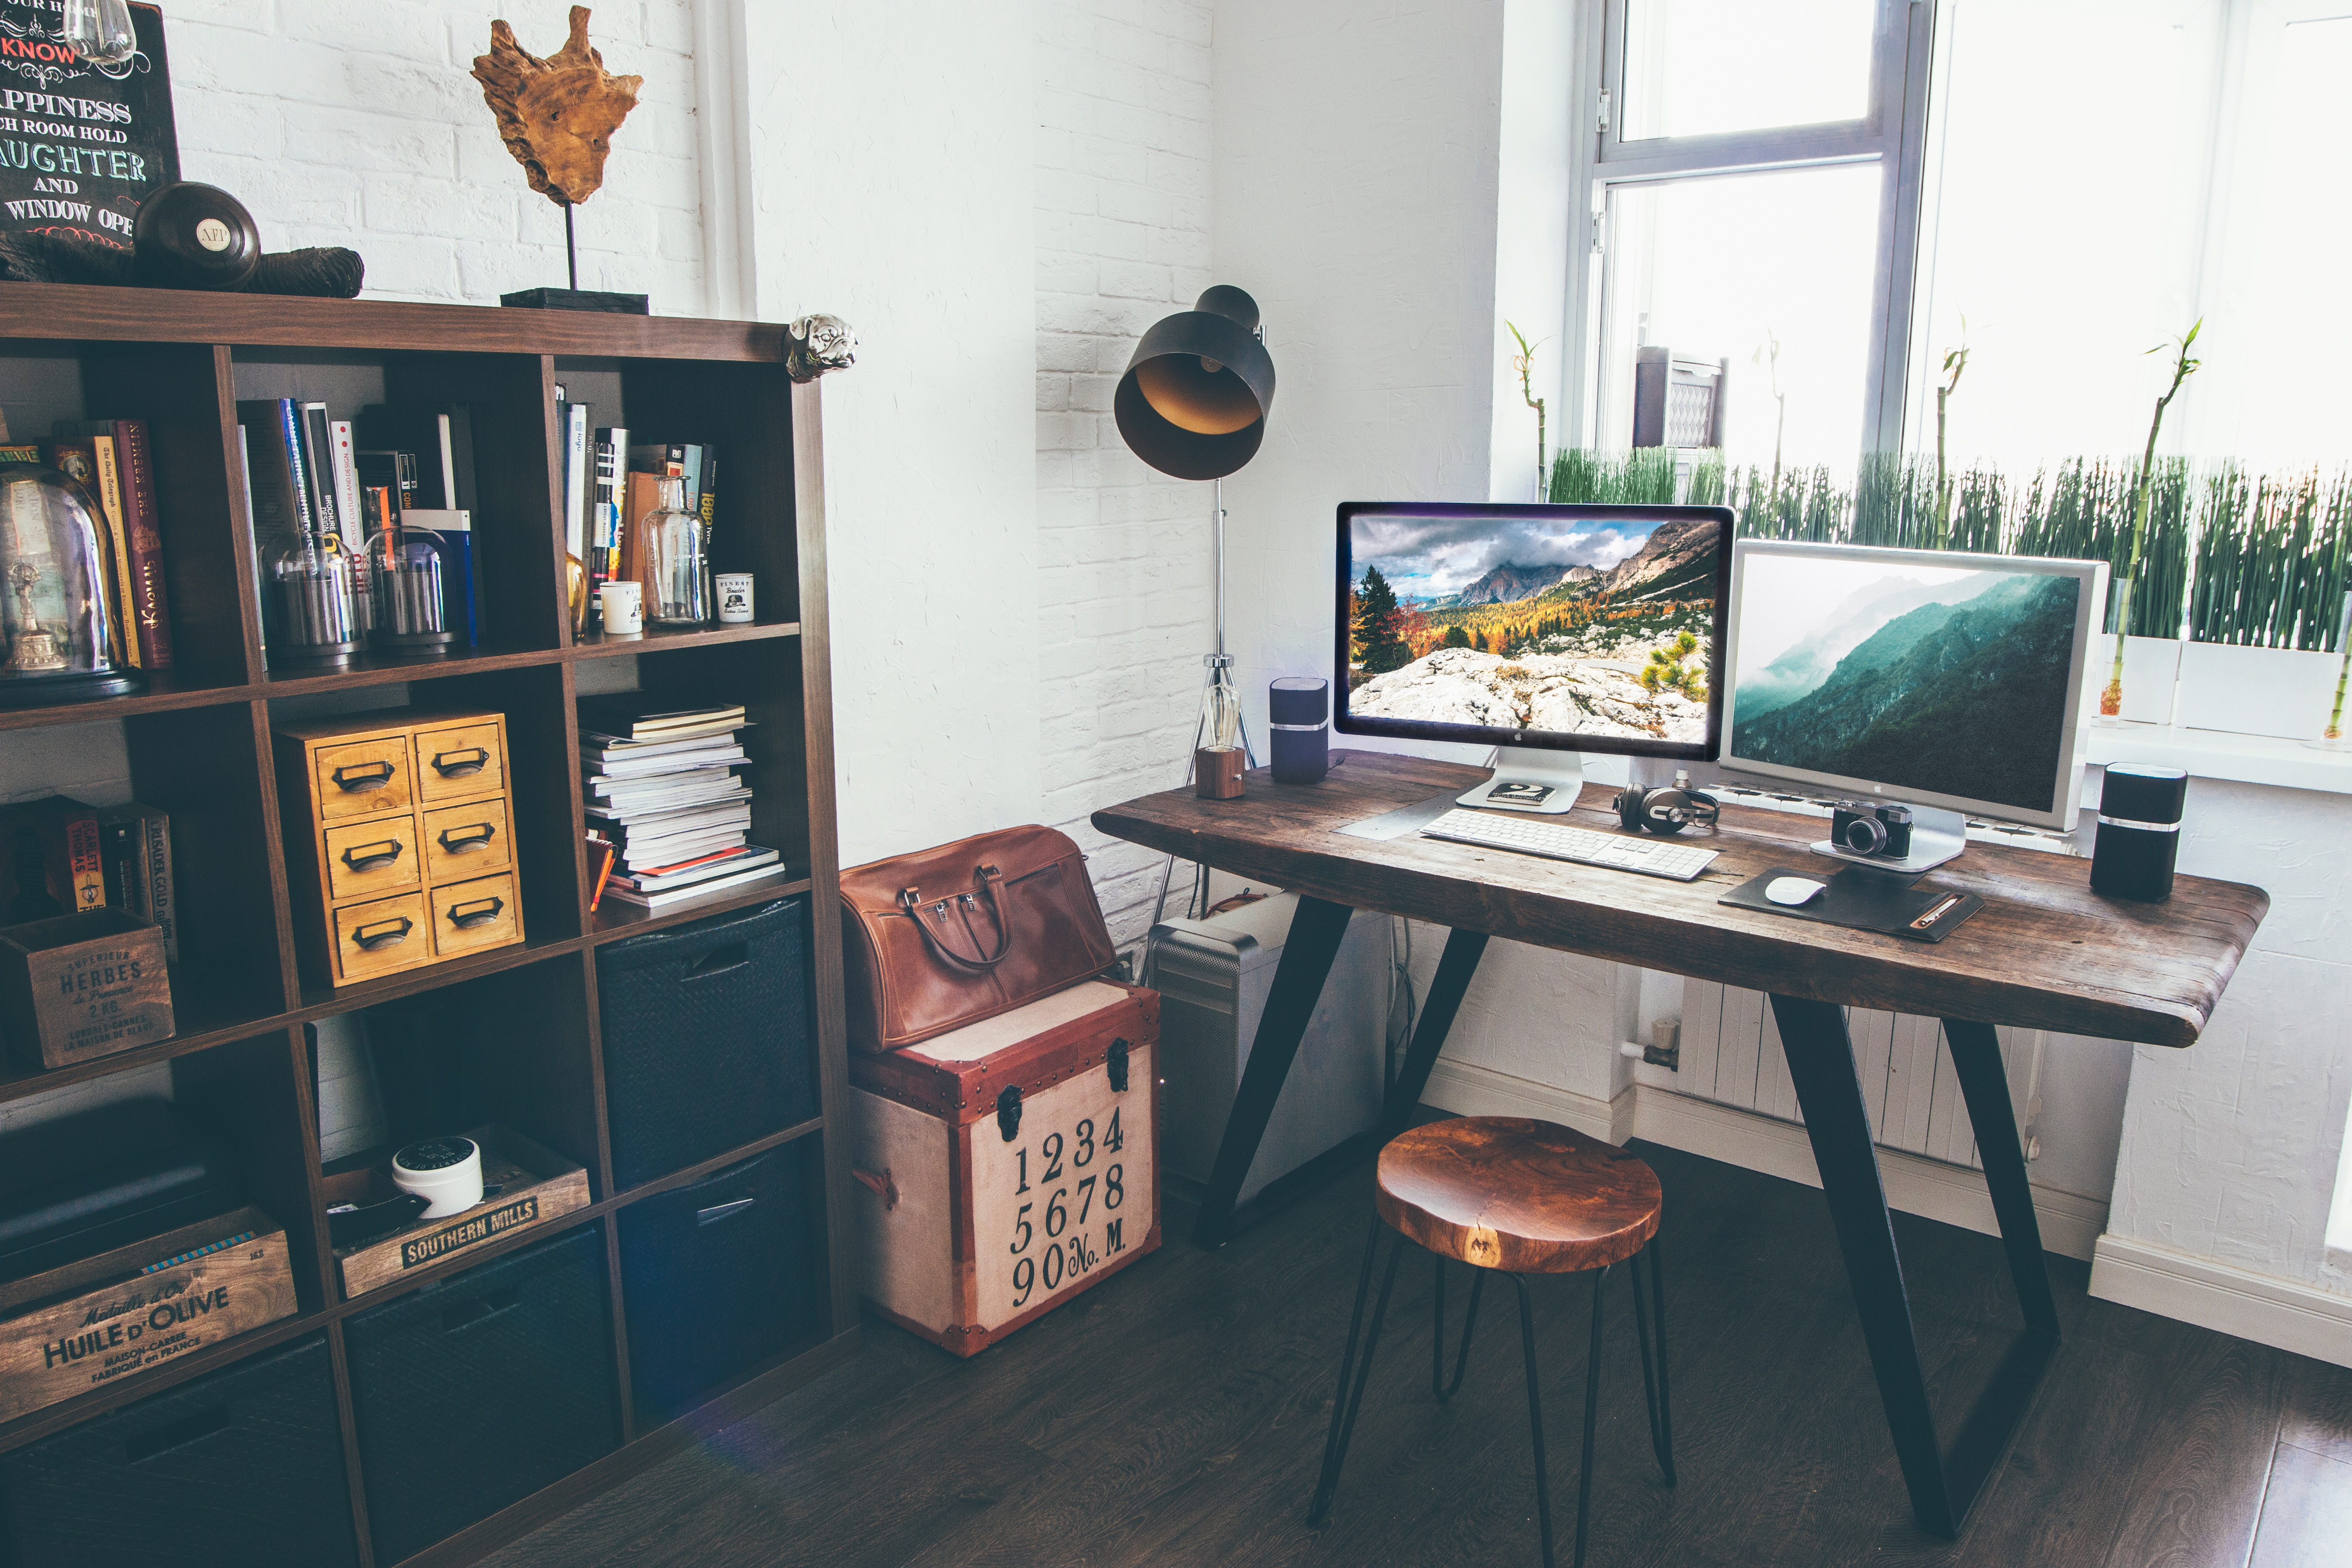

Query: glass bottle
left=644, top=477, right=709, bottom=625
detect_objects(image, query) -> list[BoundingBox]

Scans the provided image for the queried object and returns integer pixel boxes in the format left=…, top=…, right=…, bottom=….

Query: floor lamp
left=1112, top=285, right=1277, bottom=930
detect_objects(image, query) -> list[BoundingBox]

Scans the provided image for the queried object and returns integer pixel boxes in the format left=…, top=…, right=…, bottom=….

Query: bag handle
left=897, top=864, right=1012, bottom=971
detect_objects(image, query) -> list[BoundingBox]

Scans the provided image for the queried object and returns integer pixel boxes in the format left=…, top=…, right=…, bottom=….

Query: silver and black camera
left=1831, top=801, right=1914, bottom=860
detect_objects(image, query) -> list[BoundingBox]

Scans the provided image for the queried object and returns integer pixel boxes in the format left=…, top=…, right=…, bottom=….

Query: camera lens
left=1842, top=815, right=1890, bottom=854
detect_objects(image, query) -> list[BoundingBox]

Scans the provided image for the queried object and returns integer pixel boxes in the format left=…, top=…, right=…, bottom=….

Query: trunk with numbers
left=847, top=981, right=1160, bottom=1355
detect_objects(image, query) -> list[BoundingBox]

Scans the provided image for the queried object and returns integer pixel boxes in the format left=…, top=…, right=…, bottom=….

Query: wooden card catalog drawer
left=422, top=797, right=512, bottom=883
left=276, top=709, right=524, bottom=988
left=429, top=872, right=519, bottom=960
left=325, top=816, right=421, bottom=902
left=312, top=732, right=413, bottom=822
left=333, top=891, right=430, bottom=983
left=415, top=720, right=506, bottom=801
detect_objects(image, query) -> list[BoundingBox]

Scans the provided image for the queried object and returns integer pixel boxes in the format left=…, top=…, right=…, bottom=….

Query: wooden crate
left=326, top=1126, right=590, bottom=1298
left=0, top=906, right=173, bottom=1070
left=849, top=980, right=1159, bottom=1355
left=273, top=708, right=525, bottom=988
left=0, top=1205, right=297, bottom=1424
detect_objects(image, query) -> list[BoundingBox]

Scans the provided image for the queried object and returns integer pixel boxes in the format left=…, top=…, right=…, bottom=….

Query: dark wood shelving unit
left=0, top=283, right=854, bottom=1568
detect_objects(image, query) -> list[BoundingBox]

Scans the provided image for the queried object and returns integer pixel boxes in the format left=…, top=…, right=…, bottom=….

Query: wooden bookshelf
left=0, top=283, right=853, bottom=1568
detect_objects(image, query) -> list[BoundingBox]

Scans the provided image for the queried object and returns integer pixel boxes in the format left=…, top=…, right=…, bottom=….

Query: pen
left=1910, top=894, right=1963, bottom=931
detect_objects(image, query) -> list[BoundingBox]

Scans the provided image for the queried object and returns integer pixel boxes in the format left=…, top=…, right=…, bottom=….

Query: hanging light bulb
left=60, top=0, right=136, bottom=67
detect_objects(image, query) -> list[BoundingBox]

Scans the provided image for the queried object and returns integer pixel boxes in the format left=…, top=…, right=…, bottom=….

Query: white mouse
left=1766, top=876, right=1828, bottom=907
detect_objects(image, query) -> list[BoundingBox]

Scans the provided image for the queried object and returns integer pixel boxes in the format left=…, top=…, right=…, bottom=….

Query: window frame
left=1562, top=0, right=1939, bottom=461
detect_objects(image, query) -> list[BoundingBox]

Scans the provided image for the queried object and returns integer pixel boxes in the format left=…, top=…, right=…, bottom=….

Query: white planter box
left=2176, top=642, right=2346, bottom=740
left=2095, top=637, right=2183, bottom=726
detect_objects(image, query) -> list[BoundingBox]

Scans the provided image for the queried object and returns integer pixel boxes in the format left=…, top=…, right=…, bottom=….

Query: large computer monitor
left=1335, top=502, right=1733, bottom=812
left=1720, top=540, right=2107, bottom=870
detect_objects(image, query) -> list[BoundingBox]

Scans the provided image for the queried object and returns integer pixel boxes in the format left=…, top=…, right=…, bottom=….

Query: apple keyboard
left=1418, top=808, right=1718, bottom=882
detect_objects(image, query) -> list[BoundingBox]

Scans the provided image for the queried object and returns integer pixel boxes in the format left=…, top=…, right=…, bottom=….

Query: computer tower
left=1149, top=892, right=1390, bottom=1205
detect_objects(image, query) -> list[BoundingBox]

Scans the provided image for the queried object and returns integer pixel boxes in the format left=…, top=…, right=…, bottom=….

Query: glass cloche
left=0, top=463, right=139, bottom=705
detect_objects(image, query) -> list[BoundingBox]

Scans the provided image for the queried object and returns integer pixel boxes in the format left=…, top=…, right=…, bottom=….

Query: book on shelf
left=0, top=796, right=105, bottom=920
left=98, top=803, right=175, bottom=964
left=626, top=441, right=719, bottom=540
left=235, top=398, right=319, bottom=653
left=577, top=697, right=746, bottom=738
left=557, top=398, right=591, bottom=563
left=52, top=418, right=172, bottom=670
left=601, top=856, right=787, bottom=910
left=585, top=833, right=618, bottom=913
left=581, top=725, right=753, bottom=761
left=612, top=845, right=780, bottom=892
left=592, top=425, right=627, bottom=611
left=356, top=402, right=477, bottom=514
left=587, top=745, right=747, bottom=780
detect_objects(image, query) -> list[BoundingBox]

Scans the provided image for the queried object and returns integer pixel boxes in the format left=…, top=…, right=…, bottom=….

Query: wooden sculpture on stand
left=473, top=5, right=649, bottom=312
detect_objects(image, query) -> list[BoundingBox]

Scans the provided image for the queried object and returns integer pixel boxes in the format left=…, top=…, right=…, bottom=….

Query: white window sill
left=2085, top=723, right=2352, bottom=797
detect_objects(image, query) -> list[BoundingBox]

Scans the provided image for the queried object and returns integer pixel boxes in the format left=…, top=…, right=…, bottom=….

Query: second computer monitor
left=1720, top=540, right=2105, bottom=831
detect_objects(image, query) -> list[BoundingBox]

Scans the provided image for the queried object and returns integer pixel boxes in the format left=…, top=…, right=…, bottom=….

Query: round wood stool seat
left=1375, top=1116, right=1662, bottom=1274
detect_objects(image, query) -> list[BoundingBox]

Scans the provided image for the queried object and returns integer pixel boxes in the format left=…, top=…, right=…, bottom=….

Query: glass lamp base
left=0, top=667, right=143, bottom=708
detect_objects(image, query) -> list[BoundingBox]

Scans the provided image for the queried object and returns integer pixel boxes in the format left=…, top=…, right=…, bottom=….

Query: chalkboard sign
left=0, top=2, right=178, bottom=251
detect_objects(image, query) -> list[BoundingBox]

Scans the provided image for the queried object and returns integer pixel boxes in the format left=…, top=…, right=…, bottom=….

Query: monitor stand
left=1808, top=801, right=1967, bottom=877
left=1456, top=745, right=1586, bottom=814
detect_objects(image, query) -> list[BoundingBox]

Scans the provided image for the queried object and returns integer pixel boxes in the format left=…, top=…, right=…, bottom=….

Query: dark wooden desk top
left=1093, top=751, right=2267, bottom=1048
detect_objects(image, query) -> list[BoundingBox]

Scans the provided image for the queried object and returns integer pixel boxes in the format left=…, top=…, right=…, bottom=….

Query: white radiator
left=1671, top=977, right=2043, bottom=1170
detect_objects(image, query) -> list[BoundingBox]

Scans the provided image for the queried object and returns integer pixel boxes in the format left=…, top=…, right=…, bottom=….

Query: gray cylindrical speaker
left=2090, top=763, right=2187, bottom=902
left=1269, top=676, right=1328, bottom=784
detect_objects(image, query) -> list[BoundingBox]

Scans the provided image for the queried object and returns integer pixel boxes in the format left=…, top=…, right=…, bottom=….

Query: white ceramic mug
left=716, top=572, right=754, bottom=624
left=598, top=579, right=643, bottom=634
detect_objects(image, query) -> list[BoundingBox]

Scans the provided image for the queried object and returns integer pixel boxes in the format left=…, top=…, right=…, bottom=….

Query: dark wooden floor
left=487, top=1140, right=2352, bottom=1568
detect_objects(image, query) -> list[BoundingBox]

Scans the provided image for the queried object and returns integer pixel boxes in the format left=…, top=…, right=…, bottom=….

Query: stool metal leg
left=1575, top=1265, right=1608, bottom=1568
left=1432, top=1255, right=1487, bottom=1402
left=1627, top=1238, right=1676, bottom=1485
left=1308, top=1220, right=1407, bottom=1526
left=1510, top=1272, right=1559, bottom=1568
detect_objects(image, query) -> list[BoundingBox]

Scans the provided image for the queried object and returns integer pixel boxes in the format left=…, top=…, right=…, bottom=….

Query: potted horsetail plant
left=2176, top=465, right=2352, bottom=738
left=2098, top=322, right=2200, bottom=724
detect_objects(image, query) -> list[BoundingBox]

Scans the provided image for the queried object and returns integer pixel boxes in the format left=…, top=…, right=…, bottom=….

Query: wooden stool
left=1307, top=1118, right=1675, bottom=1568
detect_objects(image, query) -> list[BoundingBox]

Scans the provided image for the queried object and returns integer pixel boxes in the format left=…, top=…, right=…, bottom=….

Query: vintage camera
left=1831, top=801, right=1914, bottom=860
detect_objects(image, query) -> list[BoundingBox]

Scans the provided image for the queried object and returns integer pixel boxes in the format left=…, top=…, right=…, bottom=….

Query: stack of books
left=580, top=696, right=785, bottom=910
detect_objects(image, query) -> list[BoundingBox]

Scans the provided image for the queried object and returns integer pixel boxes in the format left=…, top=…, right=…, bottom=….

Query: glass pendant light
left=0, top=462, right=138, bottom=704
left=60, top=0, right=136, bottom=66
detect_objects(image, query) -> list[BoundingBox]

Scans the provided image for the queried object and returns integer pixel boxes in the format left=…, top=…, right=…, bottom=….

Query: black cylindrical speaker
left=1269, top=676, right=1328, bottom=784
left=2091, top=763, right=2188, bottom=901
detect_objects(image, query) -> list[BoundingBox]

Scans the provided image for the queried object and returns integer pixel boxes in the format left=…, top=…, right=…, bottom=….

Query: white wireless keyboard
left=1418, top=807, right=1718, bottom=882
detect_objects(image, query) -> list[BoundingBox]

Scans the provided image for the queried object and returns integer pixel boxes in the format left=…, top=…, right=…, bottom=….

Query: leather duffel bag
left=840, top=825, right=1117, bottom=1054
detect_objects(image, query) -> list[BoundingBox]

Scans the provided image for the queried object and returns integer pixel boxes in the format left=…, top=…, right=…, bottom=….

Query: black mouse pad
left=1719, top=866, right=1984, bottom=943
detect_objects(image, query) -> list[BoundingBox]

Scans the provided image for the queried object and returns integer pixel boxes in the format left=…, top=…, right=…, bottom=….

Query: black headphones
left=1613, top=774, right=1720, bottom=836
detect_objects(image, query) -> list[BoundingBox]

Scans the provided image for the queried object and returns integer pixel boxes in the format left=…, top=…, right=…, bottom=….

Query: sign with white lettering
left=0, top=2, right=177, bottom=251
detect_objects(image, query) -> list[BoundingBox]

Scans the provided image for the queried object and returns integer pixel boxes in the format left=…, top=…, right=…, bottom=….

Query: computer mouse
left=1766, top=876, right=1828, bottom=907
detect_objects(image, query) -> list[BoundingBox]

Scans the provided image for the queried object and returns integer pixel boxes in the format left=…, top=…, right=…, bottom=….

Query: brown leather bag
left=839, top=825, right=1117, bottom=1054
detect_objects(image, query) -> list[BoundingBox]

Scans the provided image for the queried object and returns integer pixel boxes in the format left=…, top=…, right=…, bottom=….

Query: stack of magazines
left=580, top=697, right=785, bottom=910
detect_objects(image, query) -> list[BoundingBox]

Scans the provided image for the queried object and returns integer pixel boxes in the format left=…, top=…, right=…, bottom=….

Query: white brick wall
left=164, top=0, right=706, bottom=311
left=1035, top=0, right=1216, bottom=947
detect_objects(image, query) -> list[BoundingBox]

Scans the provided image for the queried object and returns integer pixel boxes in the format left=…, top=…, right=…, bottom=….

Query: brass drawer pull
left=351, top=916, right=413, bottom=951
left=340, top=840, right=405, bottom=873
left=332, top=761, right=397, bottom=792
left=438, top=824, right=496, bottom=854
left=447, top=896, right=505, bottom=930
left=431, top=747, right=489, bottom=778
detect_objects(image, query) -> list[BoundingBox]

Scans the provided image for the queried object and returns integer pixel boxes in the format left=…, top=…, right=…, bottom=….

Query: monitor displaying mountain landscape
left=1725, top=551, right=2089, bottom=815
left=1341, top=509, right=1724, bottom=747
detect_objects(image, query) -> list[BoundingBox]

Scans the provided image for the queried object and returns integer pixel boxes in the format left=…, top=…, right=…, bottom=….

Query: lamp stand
left=1148, top=478, right=1256, bottom=938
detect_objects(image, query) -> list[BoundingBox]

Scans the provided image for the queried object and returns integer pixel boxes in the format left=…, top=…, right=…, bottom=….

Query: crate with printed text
left=848, top=980, right=1158, bottom=1355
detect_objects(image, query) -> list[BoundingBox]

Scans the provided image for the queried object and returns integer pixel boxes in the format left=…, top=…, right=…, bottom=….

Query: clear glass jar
left=0, top=462, right=138, bottom=704
left=366, top=527, right=455, bottom=656
left=644, top=477, right=709, bottom=625
left=272, top=534, right=360, bottom=665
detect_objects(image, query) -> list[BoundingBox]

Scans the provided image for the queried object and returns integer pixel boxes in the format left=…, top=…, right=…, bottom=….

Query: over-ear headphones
left=1614, top=772, right=1720, bottom=836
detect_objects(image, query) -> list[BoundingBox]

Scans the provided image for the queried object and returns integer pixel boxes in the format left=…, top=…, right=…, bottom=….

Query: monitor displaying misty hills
left=1727, top=556, right=2085, bottom=814
left=1345, top=513, right=1721, bottom=743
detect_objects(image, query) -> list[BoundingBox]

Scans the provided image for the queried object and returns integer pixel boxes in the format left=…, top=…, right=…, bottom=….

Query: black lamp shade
left=1115, top=286, right=1276, bottom=481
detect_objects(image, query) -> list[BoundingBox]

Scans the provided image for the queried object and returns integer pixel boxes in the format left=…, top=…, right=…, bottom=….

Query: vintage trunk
left=849, top=980, right=1159, bottom=1355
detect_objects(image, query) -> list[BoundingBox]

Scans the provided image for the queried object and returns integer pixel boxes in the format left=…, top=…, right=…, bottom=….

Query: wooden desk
left=1093, top=751, right=2267, bottom=1538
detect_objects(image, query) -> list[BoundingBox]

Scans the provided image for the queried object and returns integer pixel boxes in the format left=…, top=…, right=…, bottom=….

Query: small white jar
left=390, top=1136, right=485, bottom=1218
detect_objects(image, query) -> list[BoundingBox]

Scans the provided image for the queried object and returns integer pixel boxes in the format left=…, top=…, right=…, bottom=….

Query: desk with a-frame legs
left=1093, top=750, right=2266, bottom=1539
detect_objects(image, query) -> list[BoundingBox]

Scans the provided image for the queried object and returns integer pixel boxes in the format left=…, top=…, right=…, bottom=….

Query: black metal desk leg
left=1191, top=894, right=1355, bottom=1249
left=1384, top=929, right=1488, bottom=1133
left=1769, top=994, right=1954, bottom=1535
left=1942, top=1020, right=2061, bottom=1335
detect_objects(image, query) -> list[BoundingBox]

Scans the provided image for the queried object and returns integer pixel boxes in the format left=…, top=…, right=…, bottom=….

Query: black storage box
left=0, top=1098, right=239, bottom=1286
left=617, top=1142, right=823, bottom=1422
left=596, top=897, right=815, bottom=1188
left=343, top=1225, right=621, bottom=1565
left=0, top=1335, right=358, bottom=1567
